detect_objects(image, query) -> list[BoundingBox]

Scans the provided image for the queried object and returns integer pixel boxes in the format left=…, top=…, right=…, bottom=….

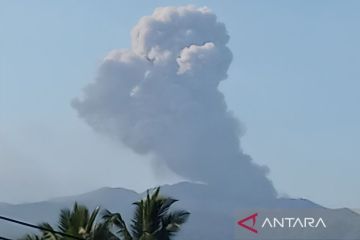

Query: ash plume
left=72, top=6, right=277, bottom=200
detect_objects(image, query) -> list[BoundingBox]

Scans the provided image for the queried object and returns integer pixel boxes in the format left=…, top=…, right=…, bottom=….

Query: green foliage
left=103, top=187, right=190, bottom=240
left=20, top=203, right=113, bottom=240
left=20, top=187, right=189, bottom=240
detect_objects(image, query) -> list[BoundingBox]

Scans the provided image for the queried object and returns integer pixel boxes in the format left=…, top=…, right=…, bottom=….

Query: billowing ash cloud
left=72, top=6, right=277, bottom=199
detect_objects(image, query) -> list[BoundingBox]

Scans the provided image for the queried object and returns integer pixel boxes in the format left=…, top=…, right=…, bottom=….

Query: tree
left=21, top=203, right=114, bottom=240
left=103, top=187, right=190, bottom=240
left=21, top=235, right=44, bottom=240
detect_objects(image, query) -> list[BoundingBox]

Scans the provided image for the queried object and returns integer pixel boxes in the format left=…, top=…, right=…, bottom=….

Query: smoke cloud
left=72, top=6, right=277, bottom=200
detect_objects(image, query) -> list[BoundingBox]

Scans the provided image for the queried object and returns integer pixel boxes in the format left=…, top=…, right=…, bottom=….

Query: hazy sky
left=0, top=0, right=359, bottom=208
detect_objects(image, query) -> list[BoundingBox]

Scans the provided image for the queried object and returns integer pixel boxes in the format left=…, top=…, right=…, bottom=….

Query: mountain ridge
left=0, top=182, right=358, bottom=239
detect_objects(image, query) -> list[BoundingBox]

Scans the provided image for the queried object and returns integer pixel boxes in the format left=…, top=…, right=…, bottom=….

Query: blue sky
left=0, top=0, right=359, bottom=207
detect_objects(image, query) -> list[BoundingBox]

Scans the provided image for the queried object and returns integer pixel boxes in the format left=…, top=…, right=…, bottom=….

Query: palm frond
left=19, top=234, right=43, bottom=240
left=102, top=210, right=133, bottom=240
left=86, top=206, right=100, bottom=233
left=38, top=223, right=58, bottom=240
left=58, top=208, right=71, bottom=232
left=164, top=210, right=190, bottom=232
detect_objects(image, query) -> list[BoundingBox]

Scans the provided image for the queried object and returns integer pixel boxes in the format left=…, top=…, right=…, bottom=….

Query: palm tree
left=21, top=203, right=114, bottom=240
left=21, top=235, right=44, bottom=240
left=103, top=187, right=190, bottom=240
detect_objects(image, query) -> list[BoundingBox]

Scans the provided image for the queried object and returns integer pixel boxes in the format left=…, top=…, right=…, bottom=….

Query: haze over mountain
left=1, top=182, right=359, bottom=240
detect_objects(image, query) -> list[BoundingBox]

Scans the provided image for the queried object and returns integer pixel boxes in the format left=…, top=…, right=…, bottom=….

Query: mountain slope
left=0, top=182, right=358, bottom=239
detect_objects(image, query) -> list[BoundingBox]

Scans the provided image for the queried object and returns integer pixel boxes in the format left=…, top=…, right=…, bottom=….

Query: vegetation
left=104, top=187, right=190, bottom=240
left=21, top=187, right=189, bottom=240
left=22, top=202, right=115, bottom=240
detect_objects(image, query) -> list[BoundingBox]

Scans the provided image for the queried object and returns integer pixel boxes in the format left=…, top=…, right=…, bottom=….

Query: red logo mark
left=237, top=213, right=258, bottom=234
